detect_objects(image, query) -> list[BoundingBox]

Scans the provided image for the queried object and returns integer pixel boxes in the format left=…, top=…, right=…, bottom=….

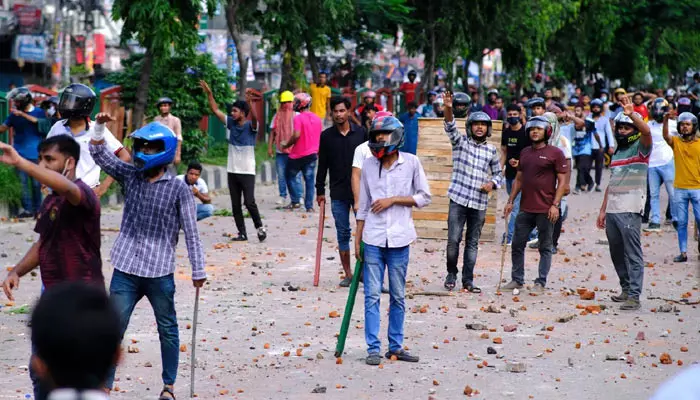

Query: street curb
left=99, top=161, right=277, bottom=208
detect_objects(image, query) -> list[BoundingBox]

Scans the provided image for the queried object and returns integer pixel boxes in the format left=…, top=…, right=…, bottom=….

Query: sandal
left=159, top=386, right=175, bottom=400
left=463, top=282, right=482, bottom=293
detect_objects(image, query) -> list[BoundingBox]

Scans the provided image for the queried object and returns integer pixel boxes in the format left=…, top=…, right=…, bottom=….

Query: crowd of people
left=0, top=71, right=698, bottom=398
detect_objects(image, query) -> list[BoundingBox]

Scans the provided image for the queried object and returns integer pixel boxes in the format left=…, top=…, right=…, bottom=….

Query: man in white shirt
left=643, top=98, right=676, bottom=231
left=47, top=84, right=130, bottom=196
left=176, top=162, right=214, bottom=221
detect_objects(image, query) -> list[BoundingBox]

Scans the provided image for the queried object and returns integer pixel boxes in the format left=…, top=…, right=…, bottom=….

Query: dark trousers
left=592, top=149, right=604, bottom=186
left=574, top=154, right=594, bottom=190
left=446, top=201, right=486, bottom=284
left=511, top=211, right=554, bottom=286
left=30, top=343, right=48, bottom=400
left=605, top=213, right=644, bottom=299
left=552, top=200, right=568, bottom=248
left=228, top=173, right=263, bottom=236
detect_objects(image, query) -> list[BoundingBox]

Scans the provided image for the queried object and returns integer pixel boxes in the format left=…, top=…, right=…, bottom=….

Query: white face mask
left=47, top=106, right=56, bottom=117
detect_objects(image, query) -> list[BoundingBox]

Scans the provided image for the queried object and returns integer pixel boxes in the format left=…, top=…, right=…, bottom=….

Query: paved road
left=0, top=179, right=697, bottom=400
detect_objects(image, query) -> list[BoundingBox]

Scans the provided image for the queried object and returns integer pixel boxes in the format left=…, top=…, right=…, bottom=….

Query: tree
left=112, top=0, right=211, bottom=130
left=108, top=53, right=234, bottom=163
left=220, top=0, right=261, bottom=97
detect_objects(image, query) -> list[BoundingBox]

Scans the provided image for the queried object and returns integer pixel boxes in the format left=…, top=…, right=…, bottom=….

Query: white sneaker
left=275, top=197, right=286, bottom=205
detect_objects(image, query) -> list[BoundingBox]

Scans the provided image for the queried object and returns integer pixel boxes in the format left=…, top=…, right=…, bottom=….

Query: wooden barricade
left=414, top=118, right=503, bottom=242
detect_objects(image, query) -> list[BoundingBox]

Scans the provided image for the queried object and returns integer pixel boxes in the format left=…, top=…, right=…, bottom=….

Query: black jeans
left=574, top=154, right=593, bottom=190
left=592, top=149, right=604, bottom=186
left=511, top=211, right=554, bottom=286
left=228, top=173, right=263, bottom=236
left=446, top=201, right=486, bottom=284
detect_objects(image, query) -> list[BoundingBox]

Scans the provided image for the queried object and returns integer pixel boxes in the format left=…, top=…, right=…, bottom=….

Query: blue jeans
left=196, top=203, right=214, bottom=221
left=363, top=244, right=409, bottom=355
left=331, top=199, right=353, bottom=251
left=446, top=201, right=486, bottom=284
left=106, top=270, right=179, bottom=389
left=505, top=178, right=520, bottom=242
left=673, top=188, right=700, bottom=253
left=275, top=153, right=301, bottom=198
left=286, top=155, right=317, bottom=210
left=511, top=212, right=554, bottom=286
left=16, top=160, right=42, bottom=214
left=648, top=161, right=675, bottom=224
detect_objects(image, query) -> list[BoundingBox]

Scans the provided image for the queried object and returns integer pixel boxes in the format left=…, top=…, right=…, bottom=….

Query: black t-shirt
left=500, top=125, right=530, bottom=179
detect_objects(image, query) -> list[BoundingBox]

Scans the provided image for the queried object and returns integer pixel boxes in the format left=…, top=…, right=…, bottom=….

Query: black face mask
left=615, top=130, right=640, bottom=149
left=507, top=117, right=520, bottom=126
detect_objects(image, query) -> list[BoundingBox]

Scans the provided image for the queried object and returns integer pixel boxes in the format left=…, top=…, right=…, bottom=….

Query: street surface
left=0, top=177, right=697, bottom=400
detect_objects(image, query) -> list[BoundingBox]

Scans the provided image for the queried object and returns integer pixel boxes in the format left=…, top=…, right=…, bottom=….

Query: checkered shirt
left=89, top=142, right=206, bottom=280
left=444, top=119, right=503, bottom=210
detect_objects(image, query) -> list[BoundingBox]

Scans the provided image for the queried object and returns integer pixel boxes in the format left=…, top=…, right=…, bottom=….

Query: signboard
left=13, top=34, right=47, bottom=63
left=12, top=4, right=42, bottom=34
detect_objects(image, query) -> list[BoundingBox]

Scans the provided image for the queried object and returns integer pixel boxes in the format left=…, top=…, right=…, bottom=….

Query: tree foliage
left=108, top=53, right=234, bottom=163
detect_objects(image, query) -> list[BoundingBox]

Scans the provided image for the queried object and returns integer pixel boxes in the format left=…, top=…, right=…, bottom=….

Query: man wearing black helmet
left=503, top=116, right=568, bottom=293
left=47, top=83, right=131, bottom=198
left=355, top=113, right=431, bottom=366
left=154, top=97, right=182, bottom=166
left=663, top=110, right=700, bottom=262
left=0, top=87, right=47, bottom=217
left=596, top=95, right=651, bottom=311
left=590, top=98, right=615, bottom=191
left=442, top=92, right=502, bottom=292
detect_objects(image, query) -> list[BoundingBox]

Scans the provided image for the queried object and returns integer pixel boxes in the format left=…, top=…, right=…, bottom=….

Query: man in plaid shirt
left=89, top=115, right=206, bottom=400
left=443, top=92, right=503, bottom=292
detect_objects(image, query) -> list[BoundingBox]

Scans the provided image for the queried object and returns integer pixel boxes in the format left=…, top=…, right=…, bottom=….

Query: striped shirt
left=444, top=119, right=503, bottom=210
left=606, top=140, right=652, bottom=214
left=89, top=142, right=206, bottom=280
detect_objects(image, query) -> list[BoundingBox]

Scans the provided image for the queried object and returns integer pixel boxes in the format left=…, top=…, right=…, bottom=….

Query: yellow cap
left=280, top=91, right=294, bottom=103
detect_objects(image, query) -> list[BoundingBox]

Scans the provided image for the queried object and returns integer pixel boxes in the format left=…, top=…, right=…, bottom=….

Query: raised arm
left=200, top=80, right=227, bottom=124
left=620, top=96, right=650, bottom=146
left=442, top=92, right=463, bottom=146
left=89, top=116, right=136, bottom=183
left=662, top=110, right=675, bottom=148
left=0, top=142, right=82, bottom=205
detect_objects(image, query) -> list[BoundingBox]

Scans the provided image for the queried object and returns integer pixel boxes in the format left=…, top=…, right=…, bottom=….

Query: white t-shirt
left=176, top=174, right=208, bottom=194
left=647, top=120, right=677, bottom=168
left=47, top=120, right=124, bottom=188
left=352, top=141, right=373, bottom=169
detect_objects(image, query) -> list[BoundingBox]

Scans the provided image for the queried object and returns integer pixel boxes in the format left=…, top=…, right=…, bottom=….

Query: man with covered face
left=503, top=116, right=568, bottom=293
left=596, top=95, right=651, bottom=311
left=590, top=98, right=615, bottom=192
left=442, top=92, right=502, bottom=292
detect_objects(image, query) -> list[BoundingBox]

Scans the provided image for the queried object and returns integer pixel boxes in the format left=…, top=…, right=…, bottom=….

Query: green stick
left=334, top=243, right=364, bottom=358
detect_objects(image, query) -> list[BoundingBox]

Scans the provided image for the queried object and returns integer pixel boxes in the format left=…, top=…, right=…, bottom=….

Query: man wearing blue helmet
left=89, top=114, right=206, bottom=399
left=355, top=113, right=431, bottom=366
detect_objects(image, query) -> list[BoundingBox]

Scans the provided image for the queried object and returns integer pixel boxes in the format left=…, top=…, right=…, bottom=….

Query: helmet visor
left=58, top=93, right=85, bottom=111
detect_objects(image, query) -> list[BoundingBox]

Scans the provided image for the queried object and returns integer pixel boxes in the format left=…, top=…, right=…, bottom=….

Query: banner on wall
left=12, top=4, right=42, bottom=34
left=13, top=34, right=48, bottom=63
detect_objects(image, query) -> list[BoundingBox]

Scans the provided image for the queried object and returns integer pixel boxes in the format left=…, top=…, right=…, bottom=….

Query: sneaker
left=385, top=350, right=419, bottom=362
left=257, top=227, right=267, bottom=242
left=531, top=283, right=545, bottom=293
left=275, top=197, right=287, bottom=206
left=381, top=286, right=389, bottom=294
left=673, top=253, right=688, bottom=263
left=444, top=273, right=457, bottom=290
left=643, top=223, right=662, bottom=232
left=620, top=298, right=641, bottom=311
left=231, top=233, right=248, bottom=242
left=594, top=186, right=602, bottom=192
left=306, top=208, right=315, bottom=213
left=17, top=211, right=33, bottom=219
left=610, top=292, right=629, bottom=303
left=664, top=219, right=673, bottom=226
left=339, top=277, right=352, bottom=287
left=366, top=353, right=382, bottom=366
left=282, top=203, right=301, bottom=210
left=502, top=281, right=524, bottom=290
left=527, top=239, right=539, bottom=248
left=572, top=189, right=580, bottom=195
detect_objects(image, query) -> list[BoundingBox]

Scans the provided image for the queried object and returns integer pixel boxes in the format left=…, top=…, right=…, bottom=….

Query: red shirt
left=34, top=180, right=103, bottom=289
left=633, top=104, right=649, bottom=121
left=518, top=145, right=568, bottom=213
left=356, top=104, right=385, bottom=116
left=400, top=82, right=419, bottom=104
